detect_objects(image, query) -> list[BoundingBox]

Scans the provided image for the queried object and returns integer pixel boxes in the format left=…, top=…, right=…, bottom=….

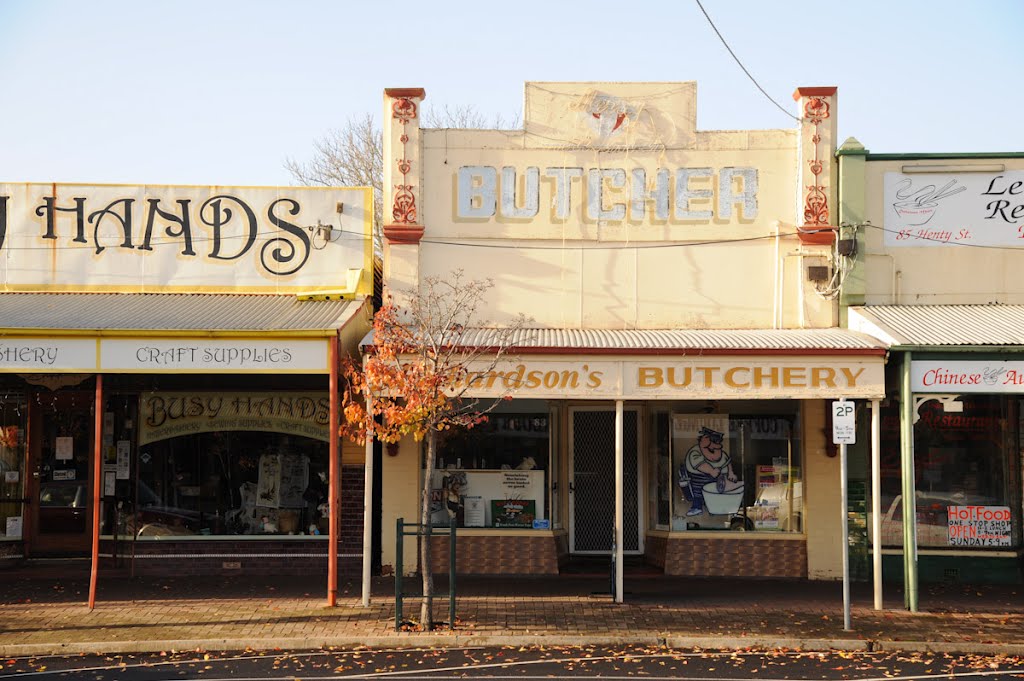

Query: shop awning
left=0, top=293, right=372, bottom=374
left=361, top=326, right=887, bottom=400
left=364, top=326, right=887, bottom=355
left=0, top=293, right=365, bottom=335
left=849, top=305, right=1024, bottom=348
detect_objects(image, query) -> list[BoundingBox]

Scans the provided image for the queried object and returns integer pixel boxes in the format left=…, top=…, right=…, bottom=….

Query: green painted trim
left=866, top=152, right=1024, bottom=161
left=836, top=148, right=869, bottom=157
left=889, top=345, right=1024, bottom=354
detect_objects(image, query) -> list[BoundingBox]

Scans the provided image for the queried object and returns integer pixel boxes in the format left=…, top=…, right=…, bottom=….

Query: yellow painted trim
left=7, top=182, right=369, bottom=192
left=0, top=328, right=338, bottom=338
left=93, top=368, right=330, bottom=375
left=0, top=284, right=363, bottom=294
left=0, top=367, right=97, bottom=373
left=95, top=338, right=101, bottom=367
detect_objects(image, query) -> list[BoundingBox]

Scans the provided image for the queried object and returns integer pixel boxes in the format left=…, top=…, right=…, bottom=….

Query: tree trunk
left=419, top=431, right=436, bottom=629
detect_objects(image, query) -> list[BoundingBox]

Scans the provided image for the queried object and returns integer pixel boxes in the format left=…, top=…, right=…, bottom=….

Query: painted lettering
left=724, top=367, right=749, bottom=388
left=638, top=367, right=663, bottom=387
left=840, top=367, right=866, bottom=387
left=811, top=367, right=837, bottom=388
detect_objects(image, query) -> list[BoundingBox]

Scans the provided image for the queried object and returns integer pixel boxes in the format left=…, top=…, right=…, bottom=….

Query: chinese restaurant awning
left=849, top=305, right=1024, bottom=349
left=0, top=293, right=372, bottom=373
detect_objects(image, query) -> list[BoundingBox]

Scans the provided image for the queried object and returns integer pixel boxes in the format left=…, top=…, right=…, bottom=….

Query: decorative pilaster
left=382, top=88, right=426, bottom=245
left=793, top=87, right=838, bottom=245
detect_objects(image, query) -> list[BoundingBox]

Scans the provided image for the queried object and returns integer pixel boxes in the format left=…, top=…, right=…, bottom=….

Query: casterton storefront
left=0, top=183, right=373, bottom=579
left=375, top=80, right=886, bottom=585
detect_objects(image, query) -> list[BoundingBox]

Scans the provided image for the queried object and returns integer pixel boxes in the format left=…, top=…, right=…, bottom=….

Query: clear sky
left=2, top=0, right=1022, bottom=186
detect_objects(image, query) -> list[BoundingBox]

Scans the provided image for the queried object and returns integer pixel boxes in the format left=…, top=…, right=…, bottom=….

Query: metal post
left=449, top=521, right=456, bottom=628
left=899, top=352, right=919, bottom=611
left=839, top=398, right=851, bottom=631
left=361, top=391, right=374, bottom=607
left=395, top=517, right=404, bottom=631
left=871, top=398, right=883, bottom=610
left=614, top=400, right=624, bottom=604
left=328, top=334, right=340, bottom=607
left=88, top=374, right=104, bottom=610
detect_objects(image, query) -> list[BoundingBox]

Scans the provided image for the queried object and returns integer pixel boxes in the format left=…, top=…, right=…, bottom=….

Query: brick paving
left=1, top=568, right=1022, bottom=653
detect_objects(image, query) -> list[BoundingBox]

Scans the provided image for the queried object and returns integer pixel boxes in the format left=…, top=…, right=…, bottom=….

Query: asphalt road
left=1, top=646, right=1022, bottom=681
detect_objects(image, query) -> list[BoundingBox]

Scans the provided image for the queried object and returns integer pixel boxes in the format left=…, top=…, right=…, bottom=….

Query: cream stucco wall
left=802, top=399, right=843, bottom=579
left=857, top=158, right=1024, bottom=305
left=387, top=82, right=839, bottom=329
left=380, top=437, right=422, bottom=575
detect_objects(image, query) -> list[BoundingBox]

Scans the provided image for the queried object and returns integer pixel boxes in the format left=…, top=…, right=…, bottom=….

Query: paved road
left=1, top=645, right=1022, bottom=681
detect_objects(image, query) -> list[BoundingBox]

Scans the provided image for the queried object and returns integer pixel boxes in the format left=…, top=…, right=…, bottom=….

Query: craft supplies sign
left=947, top=506, right=1011, bottom=547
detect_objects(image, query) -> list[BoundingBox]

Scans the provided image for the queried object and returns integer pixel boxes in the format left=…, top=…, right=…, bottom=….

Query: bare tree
left=340, top=271, right=529, bottom=630
left=285, top=106, right=519, bottom=254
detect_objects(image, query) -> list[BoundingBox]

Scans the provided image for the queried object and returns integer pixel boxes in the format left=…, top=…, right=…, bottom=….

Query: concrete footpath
left=1, top=567, right=1023, bottom=657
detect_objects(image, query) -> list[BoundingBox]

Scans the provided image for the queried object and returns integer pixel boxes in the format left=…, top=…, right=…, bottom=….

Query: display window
left=0, top=396, right=26, bottom=541
left=428, top=400, right=553, bottom=529
left=649, top=403, right=802, bottom=533
left=134, top=431, right=330, bottom=537
left=876, top=395, right=1021, bottom=549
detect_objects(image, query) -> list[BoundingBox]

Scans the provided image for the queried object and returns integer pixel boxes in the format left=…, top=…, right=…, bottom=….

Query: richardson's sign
left=139, top=391, right=331, bottom=445
left=455, top=357, right=884, bottom=400
left=0, top=183, right=371, bottom=292
left=913, top=360, right=1024, bottom=393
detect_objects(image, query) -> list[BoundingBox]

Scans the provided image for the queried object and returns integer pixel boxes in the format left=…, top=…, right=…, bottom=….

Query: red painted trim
left=793, top=86, right=837, bottom=100
left=385, top=87, right=426, bottom=100
left=797, top=228, right=836, bottom=245
left=327, top=334, right=340, bottom=607
left=383, top=223, right=425, bottom=245
left=453, top=346, right=886, bottom=357
left=88, top=374, right=103, bottom=610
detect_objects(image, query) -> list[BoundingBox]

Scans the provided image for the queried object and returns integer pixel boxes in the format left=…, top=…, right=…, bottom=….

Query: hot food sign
left=0, top=183, right=371, bottom=292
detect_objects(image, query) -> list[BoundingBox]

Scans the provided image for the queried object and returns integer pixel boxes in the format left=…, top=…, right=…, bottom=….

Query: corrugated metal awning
left=0, top=293, right=363, bottom=335
left=849, top=305, right=1024, bottom=347
left=362, top=327, right=887, bottom=355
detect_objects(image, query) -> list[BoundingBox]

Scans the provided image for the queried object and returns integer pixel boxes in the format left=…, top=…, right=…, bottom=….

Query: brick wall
left=428, top=533, right=560, bottom=575
left=645, top=533, right=667, bottom=569
left=663, top=536, right=807, bottom=578
left=103, top=464, right=366, bottom=577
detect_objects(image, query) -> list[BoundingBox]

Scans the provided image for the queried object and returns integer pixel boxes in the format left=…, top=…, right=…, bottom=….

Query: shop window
left=877, top=395, right=1020, bottom=549
left=134, top=432, right=329, bottom=537
left=0, top=397, right=27, bottom=540
left=648, top=412, right=672, bottom=530
left=668, top=412, right=802, bottom=532
left=429, top=402, right=552, bottom=529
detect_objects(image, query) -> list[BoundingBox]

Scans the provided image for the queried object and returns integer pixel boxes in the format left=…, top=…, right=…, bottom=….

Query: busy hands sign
left=0, top=184, right=370, bottom=291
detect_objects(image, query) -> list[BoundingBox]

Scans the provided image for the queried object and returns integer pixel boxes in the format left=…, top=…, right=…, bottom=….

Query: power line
left=694, top=0, right=801, bottom=123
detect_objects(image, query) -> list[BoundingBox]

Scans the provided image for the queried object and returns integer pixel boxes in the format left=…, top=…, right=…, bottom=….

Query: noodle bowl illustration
left=892, top=178, right=966, bottom=226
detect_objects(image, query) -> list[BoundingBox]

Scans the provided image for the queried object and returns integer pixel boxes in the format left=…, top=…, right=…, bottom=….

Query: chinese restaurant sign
left=884, top=172, right=1024, bottom=247
left=0, top=183, right=371, bottom=292
left=139, top=391, right=331, bottom=445
left=912, top=360, right=1024, bottom=393
left=947, top=506, right=1011, bottom=547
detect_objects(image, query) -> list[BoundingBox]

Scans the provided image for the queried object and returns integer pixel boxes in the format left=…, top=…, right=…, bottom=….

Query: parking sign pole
left=839, top=398, right=851, bottom=631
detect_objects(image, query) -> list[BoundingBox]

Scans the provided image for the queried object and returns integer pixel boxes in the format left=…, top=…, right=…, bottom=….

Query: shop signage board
left=100, top=338, right=329, bottom=373
left=947, top=506, right=1011, bottom=547
left=883, top=171, right=1024, bottom=248
left=912, top=360, right=1024, bottom=393
left=0, top=183, right=372, bottom=293
left=138, top=391, right=331, bottom=445
left=454, top=357, right=885, bottom=400
left=0, top=339, right=96, bottom=372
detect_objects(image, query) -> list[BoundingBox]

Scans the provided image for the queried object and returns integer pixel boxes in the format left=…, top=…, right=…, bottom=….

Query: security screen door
left=569, top=408, right=641, bottom=554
